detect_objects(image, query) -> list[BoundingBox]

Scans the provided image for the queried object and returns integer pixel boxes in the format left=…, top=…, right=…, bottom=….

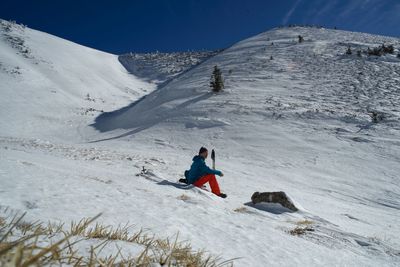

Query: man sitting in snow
left=181, top=147, right=227, bottom=198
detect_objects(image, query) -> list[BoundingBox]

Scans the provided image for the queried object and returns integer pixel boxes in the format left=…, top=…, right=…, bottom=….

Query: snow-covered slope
left=0, top=19, right=154, bottom=141
left=98, top=27, right=400, bottom=134
left=90, top=26, right=400, bottom=265
left=1, top=21, right=400, bottom=266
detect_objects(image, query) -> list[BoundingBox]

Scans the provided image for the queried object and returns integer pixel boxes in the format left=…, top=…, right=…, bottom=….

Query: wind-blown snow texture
left=1, top=19, right=400, bottom=266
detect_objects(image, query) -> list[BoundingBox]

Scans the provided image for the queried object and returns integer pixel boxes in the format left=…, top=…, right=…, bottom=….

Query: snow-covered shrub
left=369, top=111, right=385, bottom=123
left=368, top=47, right=382, bottom=56
left=3, top=34, right=32, bottom=59
left=0, top=20, right=26, bottom=33
left=0, top=21, right=12, bottom=32
left=367, top=47, right=379, bottom=56
left=210, top=65, right=224, bottom=92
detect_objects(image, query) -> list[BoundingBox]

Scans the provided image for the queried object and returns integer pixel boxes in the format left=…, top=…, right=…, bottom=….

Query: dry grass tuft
left=295, top=219, right=314, bottom=226
left=289, top=226, right=314, bottom=236
left=178, top=194, right=191, bottom=201
left=84, top=222, right=152, bottom=245
left=288, top=219, right=315, bottom=236
left=0, top=211, right=235, bottom=266
left=233, top=207, right=248, bottom=213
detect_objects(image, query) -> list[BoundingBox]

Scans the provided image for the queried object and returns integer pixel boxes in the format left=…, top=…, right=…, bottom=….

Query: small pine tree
left=270, top=55, right=274, bottom=60
left=346, top=46, right=352, bottom=55
left=210, top=66, right=224, bottom=92
left=298, top=35, right=304, bottom=43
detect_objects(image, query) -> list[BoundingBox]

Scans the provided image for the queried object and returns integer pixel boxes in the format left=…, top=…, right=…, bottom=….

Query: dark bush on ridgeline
left=210, top=65, right=224, bottom=93
left=367, top=44, right=395, bottom=56
left=367, top=47, right=381, bottom=56
left=382, top=44, right=394, bottom=54
left=346, top=46, right=352, bottom=55
left=369, top=111, right=385, bottom=123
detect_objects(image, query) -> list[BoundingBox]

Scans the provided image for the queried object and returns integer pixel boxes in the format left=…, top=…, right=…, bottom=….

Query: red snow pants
left=193, top=174, right=221, bottom=195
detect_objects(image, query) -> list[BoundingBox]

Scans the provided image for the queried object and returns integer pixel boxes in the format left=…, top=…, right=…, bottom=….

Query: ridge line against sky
left=1, top=0, right=399, bottom=54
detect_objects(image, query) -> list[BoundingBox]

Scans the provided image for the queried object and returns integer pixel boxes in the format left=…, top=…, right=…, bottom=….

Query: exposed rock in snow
left=251, top=191, right=299, bottom=212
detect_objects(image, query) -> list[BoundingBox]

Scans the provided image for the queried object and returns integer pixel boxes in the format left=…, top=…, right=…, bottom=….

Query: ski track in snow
left=1, top=20, right=400, bottom=266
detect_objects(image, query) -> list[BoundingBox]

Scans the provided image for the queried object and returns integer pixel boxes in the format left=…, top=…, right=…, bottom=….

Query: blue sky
left=1, top=0, right=399, bottom=54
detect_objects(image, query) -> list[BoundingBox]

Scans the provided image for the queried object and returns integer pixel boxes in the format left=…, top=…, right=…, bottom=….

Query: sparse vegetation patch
left=0, top=211, right=235, bottom=266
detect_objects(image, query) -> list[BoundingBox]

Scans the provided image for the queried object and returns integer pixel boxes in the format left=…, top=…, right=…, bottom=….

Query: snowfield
left=1, top=19, right=400, bottom=266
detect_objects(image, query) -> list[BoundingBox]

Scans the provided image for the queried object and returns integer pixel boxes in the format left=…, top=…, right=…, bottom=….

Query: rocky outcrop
left=251, top=191, right=298, bottom=212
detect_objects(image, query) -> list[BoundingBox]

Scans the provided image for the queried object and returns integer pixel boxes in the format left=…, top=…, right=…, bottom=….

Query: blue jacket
left=185, top=155, right=222, bottom=184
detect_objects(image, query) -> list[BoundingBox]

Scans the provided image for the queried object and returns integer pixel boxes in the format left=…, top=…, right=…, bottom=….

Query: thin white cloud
left=282, top=0, right=302, bottom=25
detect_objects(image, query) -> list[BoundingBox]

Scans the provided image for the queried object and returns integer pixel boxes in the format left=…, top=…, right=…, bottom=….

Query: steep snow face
left=96, top=27, right=400, bottom=134
left=1, top=22, right=400, bottom=267
left=0, top=19, right=154, bottom=141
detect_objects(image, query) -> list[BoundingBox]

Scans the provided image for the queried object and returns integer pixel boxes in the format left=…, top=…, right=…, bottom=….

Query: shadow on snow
left=89, top=92, right=212, bottom=143
left=244, top=202, right=295, bottom=215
